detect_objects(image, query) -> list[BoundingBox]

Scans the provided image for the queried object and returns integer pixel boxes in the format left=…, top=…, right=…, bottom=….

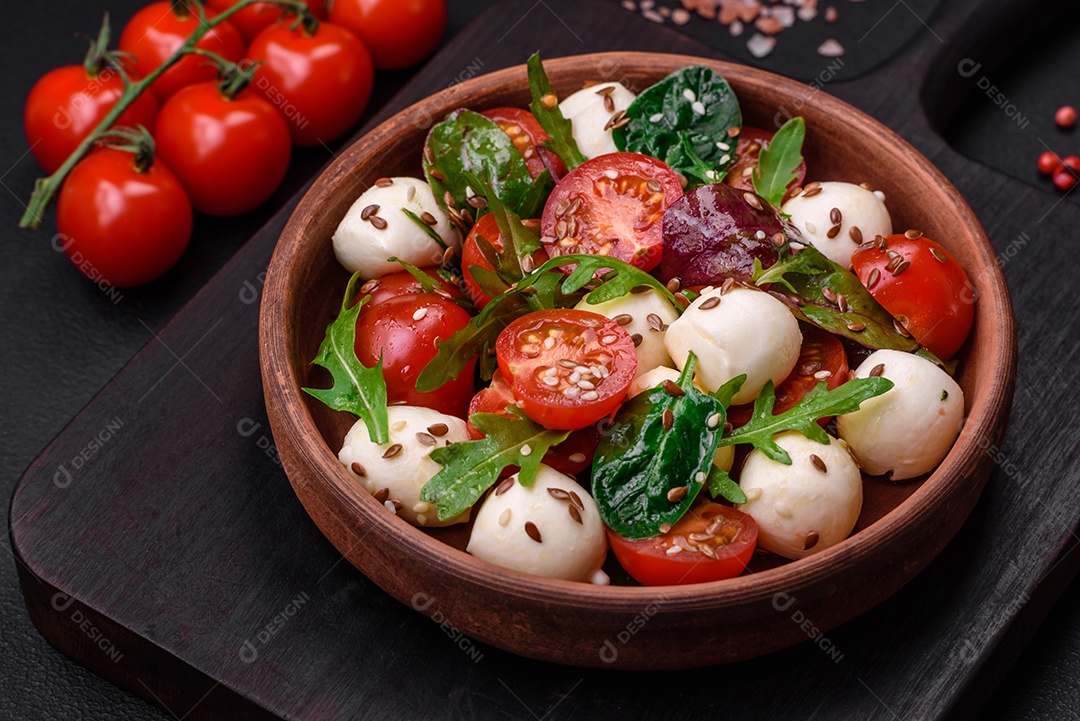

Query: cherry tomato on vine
left=495, top=309, right=637, bottom=431
left=724, top=126, right=807, bottom=201
left=851, top=234, right=975, bottom=359
left=354, top=292, right=474, bottom=416
left=56, top=148, right=192, bottom=288
left=327, top=0, right=446, bottom=70
left=607, top=503, right=758, bottom=586
left=467, top=369, right=601, bottom=475
left=119, top=1, right=245, bottom=102
left=24, top=63, right=159, bottom=174
left=203, top=0, right=327, bottom=41
left=540, top=152, right=683, bottom=273
left=154, top=80, right=291, bottom=217
left=461, top=213, right=546, bottom=309
left=726, top=331, right=848, bottom=428
left=246, top=19, right=374, bottom=146
left=481, top=107, right=567, bottom=180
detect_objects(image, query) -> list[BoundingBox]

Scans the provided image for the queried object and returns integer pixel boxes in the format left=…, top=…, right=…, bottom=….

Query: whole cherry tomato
left=246, top=18, right=374, bottom=146
left=119, top=1, right=245, bottom=102
left=24, top=38, right=159, bottom=174
left=154, top=78, right=292, bottom=216
left=203, top=0, right=327, bottom=41
left=328, top=0, right=446, bottom=70
left=56, top=145, right=192, bottom=288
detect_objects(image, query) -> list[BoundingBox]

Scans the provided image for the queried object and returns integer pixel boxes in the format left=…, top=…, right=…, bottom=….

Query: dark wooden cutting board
left=12, top=0, right=1080, bottom=719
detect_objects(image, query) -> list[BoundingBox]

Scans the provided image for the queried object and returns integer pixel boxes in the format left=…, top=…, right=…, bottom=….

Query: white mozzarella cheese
left=467, top=465, right=608, bottom=582
left=332, top=177, right=460, bottom=279
left=781, top=181, right=892, bottom=268
left=836, top=349, right=964, bottom=480
left=558, top=82, right=636, bottom=159
left=737, top=430, right=862, bottom=560
left=338, top=405, right=470, bottom=527
left=575, top=288, right=678, bottom=378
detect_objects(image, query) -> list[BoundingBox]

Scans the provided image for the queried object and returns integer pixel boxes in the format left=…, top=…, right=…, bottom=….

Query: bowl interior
left=271, top=53, right=1005, bottom=598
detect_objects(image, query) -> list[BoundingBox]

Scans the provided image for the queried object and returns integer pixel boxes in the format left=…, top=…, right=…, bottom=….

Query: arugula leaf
left=613, top=65, right=741, bottom=187
left=553, top=254, right=684, bottom=313
left=302, top=272, right=390, bottom=444
left=719, top=377, right=893, bottom=464
left=421, top=411, right=570, bottom=520
left=519, top=169, right=554, bottom=219
left=707, top=465, right=747, bottom=505
left=711, top=373, right=747, bottom=408
left=592, top=353, right=725, bottom=539
left=526, top=53, right=587, bottom=170
left=388, top=257, right=477, bottom=314
left=752, top=116, right=805, bottom=208
left=422, top=109, right=534, bottom=226
left=401, top=209, right=448, bottom=250
left=754, top=246, right=921, bottom=351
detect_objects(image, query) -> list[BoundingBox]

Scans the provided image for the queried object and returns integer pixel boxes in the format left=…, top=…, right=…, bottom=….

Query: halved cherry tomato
left=118, top=2, right=245, bottom=102
left=495, top=309, right=637, bottom=430
left=607, top=503, right=758, bottom=585
left=851, top=234, right=974, bottom=359
left=357, top=267, right=464, bottom=307
left=461, top=213, right=545, bottom=309
left=467, top=370, right=600, bottom=475
left=203, top=0, right=327, bottom=41
left=727, top=331, right=848, bottom=428
left=481, top=107, right=567, bottom=180
left=724, top=126, right=807, bottom=202
left=540, top=152, right=683, bottom=273
left=354, top=292, right=474, bottom=416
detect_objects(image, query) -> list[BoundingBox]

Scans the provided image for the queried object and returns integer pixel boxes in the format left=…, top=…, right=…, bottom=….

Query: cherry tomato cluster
left=24, top=0, right=447, bottom=288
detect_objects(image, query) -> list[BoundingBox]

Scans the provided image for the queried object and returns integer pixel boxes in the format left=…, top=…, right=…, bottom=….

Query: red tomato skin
left=359, top=268, right=464, bottom=307
left=203, top=0, right=327, bottom=40
left=24, top=65, right=160, bottom=174
left=154, top=82, right=292, bottom=217
left=246, top=21, right=374, bottom=146
left=461, top=214, right=545, bottom=309
left=119, top=3, right=245, bottom=102
left=607, top=504, right=758, bottom=585
left=55, top=149, right=192, bottom=288
left=328, top=0, right=446, bottom=70
left=541, top=152, right=683, bottom=273
left=851, top=235, right=975, bottom=359
left=354, top=293, right=474, bottom=417
left=481, top=107, right=567, bottom=180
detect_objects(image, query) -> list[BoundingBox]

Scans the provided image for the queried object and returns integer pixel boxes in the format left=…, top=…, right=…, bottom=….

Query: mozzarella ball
left=575, top=289, right=677, bottom=378
left=339, top=405, right=470, bottom=527
left=664, top=287, right=801, bottom=404
left=558, top=82, right=636, bottom=159
left=467, top=465, right=607, bottom=582
left=837, top=350, right=964, bottom=480
left=332, top=177, right=460, bottom=279
left=782, top=181, right=892, bottom=268
left=738, top=431, right=862, bottom=560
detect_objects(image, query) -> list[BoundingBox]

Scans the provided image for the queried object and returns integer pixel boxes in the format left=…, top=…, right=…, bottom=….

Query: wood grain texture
left=9, top=0, right=1076, bottom=718
left=260, top=52, right=1015, bottom=669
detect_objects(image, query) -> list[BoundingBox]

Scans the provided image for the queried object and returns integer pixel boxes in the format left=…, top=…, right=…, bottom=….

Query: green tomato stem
left=19, top=0, right=312, bottom=231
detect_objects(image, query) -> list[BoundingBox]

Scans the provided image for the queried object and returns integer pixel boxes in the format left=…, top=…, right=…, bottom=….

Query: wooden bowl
left=260, top=52, right=1016, bottom=669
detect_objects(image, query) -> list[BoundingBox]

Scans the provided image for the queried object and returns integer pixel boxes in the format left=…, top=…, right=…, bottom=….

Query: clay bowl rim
left=260, top=51, right=1016, bottom=614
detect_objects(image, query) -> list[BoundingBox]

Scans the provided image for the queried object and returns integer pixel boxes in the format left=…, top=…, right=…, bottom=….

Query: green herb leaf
left=421, top=412, right=570, bottom=520
left=592, top=353, right=725, bottom=539
left=754, top=246, right=921, bottom=351
left=711, top=373, right=747, bottom=408
left=422, top=109, right=534, bottom=227
left=519, top=169, right=554, bottom=219
left=401, top=209, right=448, bottom=250
left=613, top=65, right=741, bottom=187
left=527, top=53, right=588, bottom=170
left=707, top=465, right=747, bottom=505
left=719, top=376, right=894, bottom=463
left=388, top=257, right=477, bottom=314
left=752, top=116, right=805, bottom=208
left=302, top=272, right=390, bottom=444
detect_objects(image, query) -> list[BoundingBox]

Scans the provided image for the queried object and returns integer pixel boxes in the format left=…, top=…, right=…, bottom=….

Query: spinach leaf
left=719, top=377, right=894, bottom=464
left=421, top=410, right=570, bottom=521
left=592, top=353, right=725, bottom=539
left=526, top=53, right=588, bottom=170
left=422, top=109, right=534, bottom=227
left=302, top=272, right=390, bottom=444
left=754, top=245, right=921, bottom=351
left=613, top=65, right=741, bottom=186
left=752, top=116, right=805, bottom=208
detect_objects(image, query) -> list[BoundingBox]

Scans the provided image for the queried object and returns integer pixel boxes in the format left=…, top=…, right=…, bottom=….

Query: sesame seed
left=682, top=88, right=696, bottom=102
left=524, top=521, right=543, bottom=543
left=601, top=334, right=618, bottom=345
left=805, top=221, right=818, bottom=234
left=649, top=112, right=664, bottom=122
left=694, top=471, right=706, bottom=484
left=810, top=454, right=827, bottom=473
left=667, top=485, right=688, bottom=503
left=563, top=386, right=580, bottom=397
left=692, top=100, right=706, bottom=115
left=814, top=370, right=832, bottom=380
left=869, top=363, right=886, bottom=377
left=382, top=443, right=403, bottom=459
left=666, top=545, right=683, bottom=556
left=577, top=379, right=596, bottom=390
left=646, top=179, right=663, bottom=193
left=728, top=126, right=740, bottom=138
left=755, top=230, right=766, bottom=240
left=412, top=307, right=428, bottom=321
left=351, top=462, right=366, bottom=477
left=542, top=375, right=559, bottom=387
left=541, top=93, right=557, bottom=108
left=569, top=452, right=587, bottom=464
left=498, top=509, right=511, bottom=526
left=743, top=192, right=763, bottom=210
left=581, top=390, right=599, bottom=401
left=603, top=169, right=618, bottom=179
left=699, top=544, right=719, bottom=559
left=804, top=531, right=820, bottom=550
left=717, top=141, right=730, bottom=151
left=423, top=146, right=435, bottom=164
left=874, top=190, right=886, bottom=201
left=413, top=502, right=430, bottom=514
left=707, top=413, right=721, bottom=428
left=406, top=185, right=416, bottom=202
left=802, top=186, right=822, bottom=198
left=659, top=523, right=673, bottom=534
left=384, top=499, right=397, bottom=513
left=428, top=168, right=447, bottom=181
